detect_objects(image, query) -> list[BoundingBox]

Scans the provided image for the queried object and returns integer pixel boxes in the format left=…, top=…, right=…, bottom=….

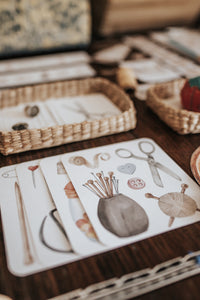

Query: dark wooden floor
left=1, top=40, right=200, bottom=300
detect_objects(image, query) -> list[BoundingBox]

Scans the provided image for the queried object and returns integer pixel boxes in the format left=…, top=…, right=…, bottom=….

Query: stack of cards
left=120, top=58, right=181, bottom=83
left=0, top=51, right=95, bottom=89
left=1, top=138, right=200, bottom=276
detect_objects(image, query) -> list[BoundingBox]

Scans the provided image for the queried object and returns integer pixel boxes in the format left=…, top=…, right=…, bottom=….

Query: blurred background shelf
left=91, top=0, right=200, bottom=36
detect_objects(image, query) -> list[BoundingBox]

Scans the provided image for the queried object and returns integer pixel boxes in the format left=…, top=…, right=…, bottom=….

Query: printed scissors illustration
left=115, top=141, right=182, bottom=188
left=2, top=169, right=17, bottom=178
left=63, top=103, right=113, bottom=121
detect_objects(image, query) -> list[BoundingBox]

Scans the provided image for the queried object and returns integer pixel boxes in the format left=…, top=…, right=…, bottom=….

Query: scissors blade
left=148, top=162, right=164, bottom=187
left=155, top=162, right=182, bottom=181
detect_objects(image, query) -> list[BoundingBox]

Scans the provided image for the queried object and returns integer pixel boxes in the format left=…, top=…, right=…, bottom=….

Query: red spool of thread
left=181, top=77, right=200, bottom=113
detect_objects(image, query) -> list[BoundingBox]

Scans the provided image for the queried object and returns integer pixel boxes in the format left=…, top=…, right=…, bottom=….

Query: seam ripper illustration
left=83, top=171, right=149, bottom=237
left=115, top=141, right=182, bottom=187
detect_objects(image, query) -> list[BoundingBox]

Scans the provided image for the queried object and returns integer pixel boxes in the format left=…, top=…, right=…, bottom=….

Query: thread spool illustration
left=116, top=67, right=138, bottom=92
left=69, top=153, right=110, bottom=169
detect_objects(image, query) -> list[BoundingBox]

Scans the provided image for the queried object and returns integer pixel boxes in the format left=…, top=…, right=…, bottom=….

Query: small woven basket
left=0, top=78, right=137, bottom=155
left=147, top=79, right=200, bottom=135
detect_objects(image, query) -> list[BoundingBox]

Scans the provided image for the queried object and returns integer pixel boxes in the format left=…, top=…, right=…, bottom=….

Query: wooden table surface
left=0, top=39, right=200, bottom=300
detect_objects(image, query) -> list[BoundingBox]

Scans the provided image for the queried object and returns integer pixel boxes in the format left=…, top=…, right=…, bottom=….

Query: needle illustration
left=28, top=166, right=39, bottom=188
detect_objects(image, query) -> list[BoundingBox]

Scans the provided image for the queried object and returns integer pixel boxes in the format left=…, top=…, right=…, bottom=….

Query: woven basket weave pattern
left=147, top=79, right=200, bottom=135
left=0, top=78, right=136, bottom=155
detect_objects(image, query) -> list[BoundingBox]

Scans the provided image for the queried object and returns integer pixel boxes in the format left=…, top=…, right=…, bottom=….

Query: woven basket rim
left=148, top=79, right=200, bottom=117
left=0, top=77, right=135, bottom=134
left=0, top=108, right=134, bottom=135
left=0, top=77, right=137, bottom=155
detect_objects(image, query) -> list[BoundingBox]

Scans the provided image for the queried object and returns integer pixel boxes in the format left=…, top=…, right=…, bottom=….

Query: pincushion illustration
left=83, top=171, right=149, bottom=237
left=145, top=184, right=200, bottom=227
left=181, top=76, right=200, bottom=112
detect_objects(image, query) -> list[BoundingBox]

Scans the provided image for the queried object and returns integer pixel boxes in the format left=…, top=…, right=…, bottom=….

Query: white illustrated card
left=46, top=93, right=121, bottom=126
left=61, top=138, right=200, bottom=248
left=120, top=59, right=180, bottom=83
left=135, top=83, right=152, bottom=101
left=40, top=156, right=105, bottom=255
left=0, top=163, right=78, bottom=276
left=93, top=44, right=131, bottom=64
left=123, top=35, right=200, bottom=79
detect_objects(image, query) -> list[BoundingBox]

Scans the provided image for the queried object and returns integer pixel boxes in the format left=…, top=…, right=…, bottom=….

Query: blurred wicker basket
left=0, top=78, right=137, bottom=155
left=147, top=79, right=200, bottom=134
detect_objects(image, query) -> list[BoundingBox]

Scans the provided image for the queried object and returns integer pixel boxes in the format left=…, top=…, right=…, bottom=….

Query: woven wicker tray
left=191, top=146, right=200, bottom=185
left=0, top=78, right=136, bottom=155
left=147, top=79, right=200, bottom=135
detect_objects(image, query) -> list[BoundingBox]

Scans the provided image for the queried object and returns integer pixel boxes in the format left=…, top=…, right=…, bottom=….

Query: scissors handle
left=115, top=148, right=133, bottom=158
left=138, top=141, right=155, bottom=155
left=115, top=148, right=146, bottom=160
